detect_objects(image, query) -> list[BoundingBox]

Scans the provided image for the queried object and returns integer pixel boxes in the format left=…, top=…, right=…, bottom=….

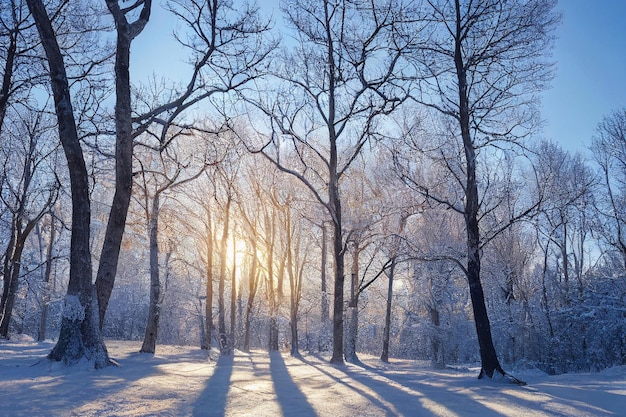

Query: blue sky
left=541, top=0, right=626, bottom=153
left=133, top=0, right=625, bottom=155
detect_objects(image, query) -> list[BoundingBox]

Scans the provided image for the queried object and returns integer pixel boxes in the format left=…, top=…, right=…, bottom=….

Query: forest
left=1, top=0, right=625, bottom=383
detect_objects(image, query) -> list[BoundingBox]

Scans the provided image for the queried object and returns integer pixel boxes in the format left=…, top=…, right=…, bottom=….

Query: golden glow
left=226, top=237, right=248, bottom=275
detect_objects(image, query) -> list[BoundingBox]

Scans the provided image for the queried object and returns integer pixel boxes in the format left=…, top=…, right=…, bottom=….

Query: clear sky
left=541, top=0, right=626, bottom=153
left=132, top=0, right=626, bottom=155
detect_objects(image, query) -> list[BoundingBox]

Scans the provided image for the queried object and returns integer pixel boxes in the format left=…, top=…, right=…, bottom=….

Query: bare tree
left=96, top=0, right=273, bottom=327
left=399, top=0, right=559, bottom=381
left=0, top=0, right=38, bottom=136
left=247, top=0, right=411, bottom=364
left=26, top=0, right=109, bottom=367
left=0, top=111, right=59, bottom=337
left=95, top=0, right=153, bottom=328
left=134, top=143, right=208, bottom=354
left=591, top=109, right=626, bottom=269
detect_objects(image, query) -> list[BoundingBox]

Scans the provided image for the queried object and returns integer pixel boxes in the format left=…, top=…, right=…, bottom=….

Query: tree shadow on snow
left=193, top=354, right=234, bottom=417
left=299, top=355, right=422, bottom=416
left=269, top=351, right=318, bottom=417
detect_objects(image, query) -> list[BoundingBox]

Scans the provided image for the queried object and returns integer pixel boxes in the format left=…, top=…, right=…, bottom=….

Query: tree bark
left=266, top=209, right=279, bottom=352
left=243, top=239, right=258, bottom=352
left=0, top=0, right=18, bottom=135
left=203, top=209, right=214, bottom=350
left=218, top=195, right=231, bottom=354
left=96, top=0, right=152, bottom=328
left=329, top=135, right=345, bottom=364
left=26, top=0, right=109, bottom=368
left=380, top=257, right=396, bottom=363
left=38, top=215, right=56, bottom=341
left=344, top=244, right=360, bottom=364
left=453, top=0, right=503, bottom=379
left=140, top=193, right=161, bottom=354
left=230, top=233, right=237, bottom=348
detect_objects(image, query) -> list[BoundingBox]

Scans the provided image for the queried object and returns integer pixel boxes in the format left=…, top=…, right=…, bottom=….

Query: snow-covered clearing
left=0, top=338, right=624, bottom=416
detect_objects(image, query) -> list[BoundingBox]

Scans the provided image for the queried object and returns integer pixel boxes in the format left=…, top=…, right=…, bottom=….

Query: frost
left=62, top=295, right=85, bottom=322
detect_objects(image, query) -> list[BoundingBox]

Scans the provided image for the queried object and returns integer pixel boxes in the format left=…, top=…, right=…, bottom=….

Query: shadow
left=518, top=380, right=626, bottom=416
left=270, top=352, right=318, bottom=417
left=0, top=341, right=167, bottom=416
left=192, top=354, right=234, bottom=417
left=299, top=355, right=411, bottom=415
left=335, top=359, right=508, bottom=417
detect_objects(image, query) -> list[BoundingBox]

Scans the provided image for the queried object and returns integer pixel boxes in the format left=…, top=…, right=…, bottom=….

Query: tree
left=134, top=143, right=208, bottom=354
left=0, top=110, right=59, bottom=337
left=26, top=0, right=109, bottom=367
left=95, top=0, right=152, bottom=328
left=591, top=108, right=626, bottom=270
left=248, top=0, right=410, bottom=364
left=0, top=0, right=38, bottom=136
left=532, top=141, right=594, bottom=305
left=95, top=0, right=273, bottom=328
left=403, top=0, right=559, bottom=380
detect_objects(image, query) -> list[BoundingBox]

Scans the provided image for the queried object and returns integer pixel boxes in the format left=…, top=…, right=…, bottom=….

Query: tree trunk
left=243, top=240, right=259, bottom=352
left=329, top=180, right=345, bottom=364
left=380, top=257, right=396, bottom=363
left=344, top=246, right=360, bottom=364
left=26, top=0, right=109, bottom=368
left=28, top=0, right=109, bottom=368
left=0, top=241, right=24, bottom=337
left=218, top=196, right=231, bottom=354
left=0, top=0, right=17, bottom=135
left=266, top=209, right=279, bottom=352
left=230, top=235, right=237, bottom=348
left=199, top=297, right=207, bottom=350
left=454, top=0, right=504, bottom=380
left=286, top=214, right=301, bottom=357
left=38, top=214, right=56, bottom=341
left=141, top=193, right=161, bottom=354
left=321, top=224, right=329, bottom=323
left=426, top=272, right=444, bottom=367
left=318, top=223, right=331, bottom=352
left=96, top=0, right=151, bottom=329
left=204, top=209, right=214, bottom=349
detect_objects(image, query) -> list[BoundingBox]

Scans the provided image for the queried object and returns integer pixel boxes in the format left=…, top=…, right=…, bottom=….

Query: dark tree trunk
left=96, top=0, right=151, bottom=329
left=286, top=214, right=301, bottom=357
left=380, top=257, right=396, bottom=363
left=140, top=194, right=161, bottom=354
left=0, top=240, right=24, bottom=337
left=453, top=0, right=503, bottom=379
left=318, top=223, right=331, bottom=352
left=329, top=151, right=345, bottom=364
left=26, top=0, right=109, bottom=368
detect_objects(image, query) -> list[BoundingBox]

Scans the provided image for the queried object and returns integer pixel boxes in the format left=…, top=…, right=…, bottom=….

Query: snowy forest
left=1, top=0, right=625, bottom=385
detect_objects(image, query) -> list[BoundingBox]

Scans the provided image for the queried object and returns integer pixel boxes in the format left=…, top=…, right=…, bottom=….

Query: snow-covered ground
left=0, top=337, right=624, bottom=416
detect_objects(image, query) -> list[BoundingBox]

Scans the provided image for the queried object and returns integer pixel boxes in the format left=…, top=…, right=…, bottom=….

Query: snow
left=61, top=295, right=85, bottom=322
left=1, top=338, right=624, bottom=416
